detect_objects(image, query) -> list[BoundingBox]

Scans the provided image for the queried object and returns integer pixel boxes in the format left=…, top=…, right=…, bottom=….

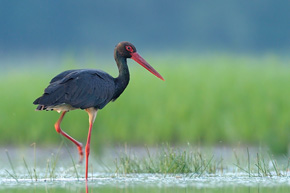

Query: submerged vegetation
left=0, top=55, right=290, bottom=153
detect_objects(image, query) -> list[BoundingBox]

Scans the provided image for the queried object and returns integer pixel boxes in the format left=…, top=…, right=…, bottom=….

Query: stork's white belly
left=46, top=103, right=78, bottom=113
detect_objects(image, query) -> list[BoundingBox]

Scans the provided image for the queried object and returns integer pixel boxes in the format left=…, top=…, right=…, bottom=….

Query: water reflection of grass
left=1, top=186, right=290, bottom=193
left=0, top=55, right=290, bottom=153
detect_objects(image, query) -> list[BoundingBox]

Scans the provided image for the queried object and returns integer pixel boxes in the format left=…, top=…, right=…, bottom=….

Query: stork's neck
left=113, top=51, right=130, bottom=100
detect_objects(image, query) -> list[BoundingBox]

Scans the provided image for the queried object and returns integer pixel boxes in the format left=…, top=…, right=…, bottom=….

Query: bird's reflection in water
left=78, top=180, right=89, bottom=193
left=85, top=180, right=89, bottom=193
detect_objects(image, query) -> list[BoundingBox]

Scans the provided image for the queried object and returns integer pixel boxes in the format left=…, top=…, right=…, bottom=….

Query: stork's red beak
left=131, top=52, right=165, bottom=81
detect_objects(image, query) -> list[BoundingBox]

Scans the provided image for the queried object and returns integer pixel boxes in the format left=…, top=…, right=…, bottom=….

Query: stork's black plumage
left=34, top=69, right=116, bottom=110
left=33, top=41, right=164, bottom=180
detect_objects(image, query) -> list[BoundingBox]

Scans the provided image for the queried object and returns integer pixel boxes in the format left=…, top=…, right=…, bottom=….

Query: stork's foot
left=77, top=144, right=84, bottom=164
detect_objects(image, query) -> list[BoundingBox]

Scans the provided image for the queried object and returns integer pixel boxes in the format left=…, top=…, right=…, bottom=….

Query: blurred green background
left=0, top=1, right=289, bottom=154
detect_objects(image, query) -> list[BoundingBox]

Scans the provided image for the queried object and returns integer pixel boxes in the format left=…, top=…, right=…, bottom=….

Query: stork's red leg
left=54, top=111, right=84, bottom=163
left=85, top=108, right=98, bottom=180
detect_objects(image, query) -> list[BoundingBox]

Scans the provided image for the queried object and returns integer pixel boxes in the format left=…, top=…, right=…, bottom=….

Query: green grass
left=233, top=148, right=290, bottom=177
left=114, top=144, right=290, bottom=177
left=114, top=144, right=219, bottom=176
left=0, top=55, right=290, bottom=153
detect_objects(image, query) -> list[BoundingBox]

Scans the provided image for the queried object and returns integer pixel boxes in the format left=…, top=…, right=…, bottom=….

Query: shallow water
left=1, top=173, right=290, bottom=193
left=1, top=147, right=290, bottom=193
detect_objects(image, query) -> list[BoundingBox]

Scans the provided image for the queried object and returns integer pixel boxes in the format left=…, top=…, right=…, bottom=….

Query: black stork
left=33, top=41, right=164, bottom=180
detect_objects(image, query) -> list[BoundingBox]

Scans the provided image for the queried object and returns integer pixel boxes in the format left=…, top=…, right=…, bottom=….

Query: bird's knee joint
left=85, top=146, right=90, bottom=154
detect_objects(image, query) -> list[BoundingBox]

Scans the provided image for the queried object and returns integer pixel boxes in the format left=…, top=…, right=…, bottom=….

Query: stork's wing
left=33, top=69, right=116, bottom=109
left=49, top=69, right=79, bottom=84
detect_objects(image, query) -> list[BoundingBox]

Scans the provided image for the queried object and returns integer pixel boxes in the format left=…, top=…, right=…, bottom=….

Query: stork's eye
left=125, top=46, right=133, bottom=52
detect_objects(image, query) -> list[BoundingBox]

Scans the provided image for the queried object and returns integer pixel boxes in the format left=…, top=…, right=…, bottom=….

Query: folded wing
left=33, top=69, right=116, bottom=110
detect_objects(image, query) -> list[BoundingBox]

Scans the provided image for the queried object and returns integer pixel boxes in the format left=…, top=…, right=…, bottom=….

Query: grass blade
left=63, top=137, right=80, bottom=180
left=23, top=157, right=33, bottom=181
left=5, top=149, right=18, bottom=182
